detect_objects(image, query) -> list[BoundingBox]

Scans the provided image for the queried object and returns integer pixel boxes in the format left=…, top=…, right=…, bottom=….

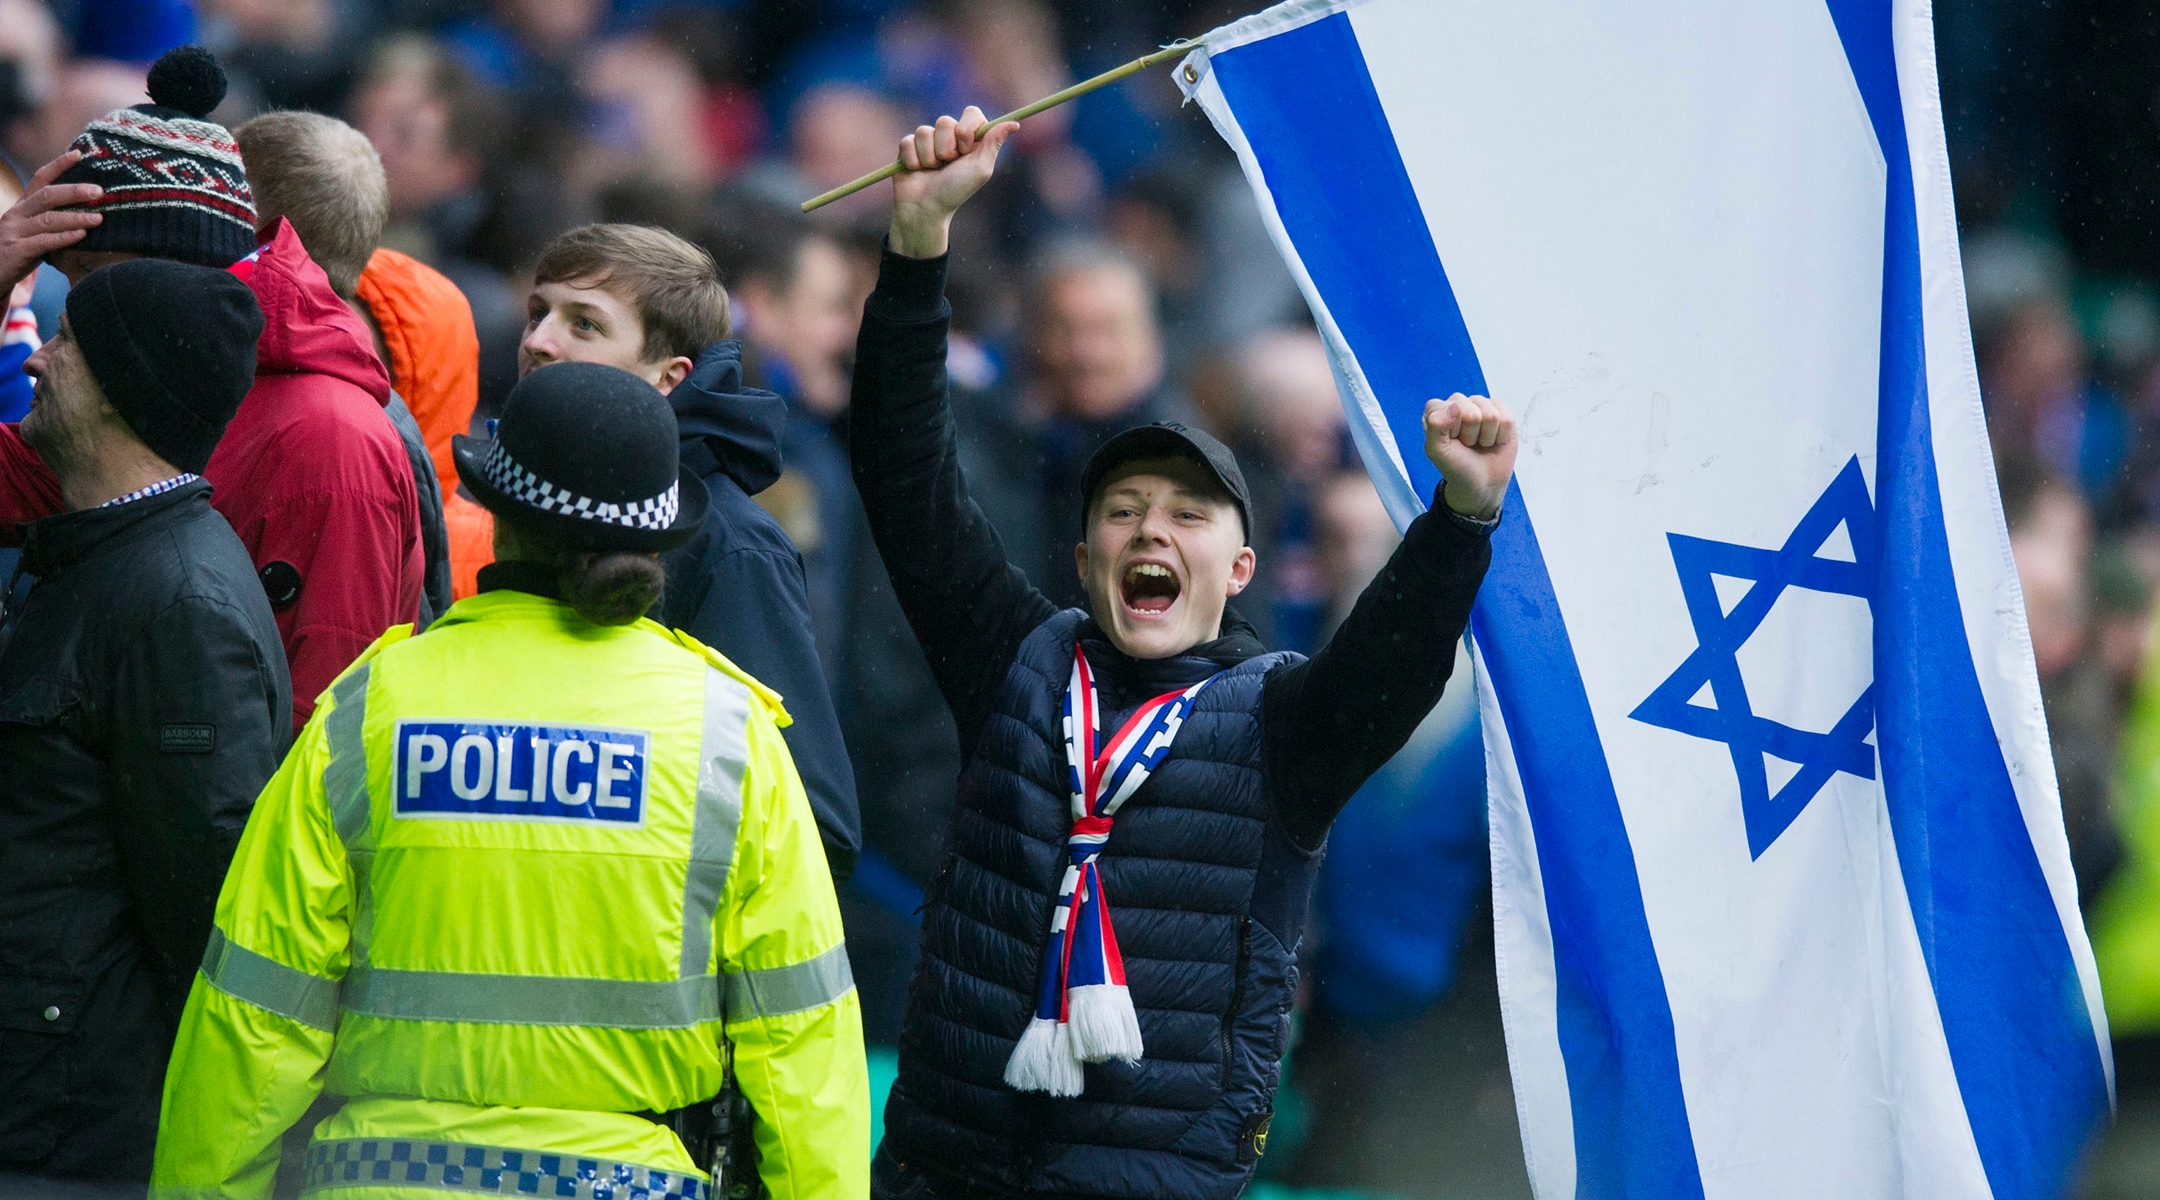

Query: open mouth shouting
left=1121, top=561, right=1181, bottom=618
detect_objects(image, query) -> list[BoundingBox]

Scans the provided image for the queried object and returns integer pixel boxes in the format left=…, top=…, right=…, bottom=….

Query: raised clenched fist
left=1423, top=393, right=1518, bottom=520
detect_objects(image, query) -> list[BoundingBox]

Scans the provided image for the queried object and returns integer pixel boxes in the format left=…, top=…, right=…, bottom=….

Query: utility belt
left=640, top=1053, right=763, bottom=1200
left=297, top=1073, right=761, bottom=1199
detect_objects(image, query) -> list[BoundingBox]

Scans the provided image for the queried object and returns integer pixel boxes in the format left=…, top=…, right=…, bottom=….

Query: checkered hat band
left=482, top=442, right=680, bottom=531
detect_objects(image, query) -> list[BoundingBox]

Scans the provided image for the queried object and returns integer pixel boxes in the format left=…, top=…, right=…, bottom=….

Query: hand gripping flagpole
left=799, top=39, right=1202, bottom=214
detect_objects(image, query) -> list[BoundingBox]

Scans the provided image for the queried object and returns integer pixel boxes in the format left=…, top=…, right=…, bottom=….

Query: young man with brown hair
left=853, top=109, right=1516, bottom=1200
left=517, top=222, right=861, bottom=879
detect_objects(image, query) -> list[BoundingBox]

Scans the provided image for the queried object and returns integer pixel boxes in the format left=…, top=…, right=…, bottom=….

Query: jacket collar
left=476, top=559, right=562, bottom=600
left=1075, top=605, right=1269, bottom=702
left=20, top=477, right=215, bottom=576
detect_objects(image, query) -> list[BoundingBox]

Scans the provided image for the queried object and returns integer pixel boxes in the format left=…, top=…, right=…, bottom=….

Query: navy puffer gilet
left=880, top=611, right=1316, bottom=1200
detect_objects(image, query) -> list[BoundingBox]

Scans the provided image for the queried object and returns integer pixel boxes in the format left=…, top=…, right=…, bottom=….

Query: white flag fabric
left=1180, top=2, right=2111, bottom=1197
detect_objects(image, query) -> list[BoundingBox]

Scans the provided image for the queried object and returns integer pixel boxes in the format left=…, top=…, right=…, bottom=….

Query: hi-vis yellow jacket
left=2096, top=629, right=2160, bottom=1036
left=148, top=589, right=868, bottom=1200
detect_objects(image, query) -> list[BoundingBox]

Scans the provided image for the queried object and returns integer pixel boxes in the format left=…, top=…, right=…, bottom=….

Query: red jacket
left=0, top=221, right=423, bottom=729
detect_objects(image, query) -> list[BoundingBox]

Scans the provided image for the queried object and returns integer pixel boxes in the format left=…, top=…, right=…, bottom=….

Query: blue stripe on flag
left=1822, top=2, right=2109, bottom=1195
left=1212, top=14, right=1464, bottom=512
left=1471, top=486, right=1708, bottom=1200
left=1209, top=15, right=1707, bottom=1197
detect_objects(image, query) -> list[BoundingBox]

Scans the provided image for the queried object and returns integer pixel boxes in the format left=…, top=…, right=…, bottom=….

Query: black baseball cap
left=1079, top=421, right=1252, bottom=544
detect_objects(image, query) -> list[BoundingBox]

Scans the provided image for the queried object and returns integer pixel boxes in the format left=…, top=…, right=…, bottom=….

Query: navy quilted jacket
left=850, top=248, right=1492, bottom=1199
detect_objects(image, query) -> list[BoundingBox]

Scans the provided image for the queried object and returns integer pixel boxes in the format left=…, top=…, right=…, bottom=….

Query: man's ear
left=654, top=355, right=695, bottom=396
left=1225, top=545, right=1257, bottom=596
left=1074, top=541, right=1090, bottom=582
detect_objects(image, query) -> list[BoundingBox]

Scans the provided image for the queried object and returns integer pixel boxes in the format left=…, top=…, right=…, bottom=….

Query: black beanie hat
left=67, top=259, right=264, bottom=473
left=53, top=46, right=257, bottom=269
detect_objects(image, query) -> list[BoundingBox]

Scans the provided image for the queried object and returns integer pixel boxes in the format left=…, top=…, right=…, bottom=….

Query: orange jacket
left=355, top=248, right=494, bottom=598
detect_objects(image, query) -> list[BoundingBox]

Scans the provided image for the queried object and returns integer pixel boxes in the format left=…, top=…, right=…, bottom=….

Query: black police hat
left=1078, top=421, right=1253, bottom=544
left=453, top=362, right=708, bottom=553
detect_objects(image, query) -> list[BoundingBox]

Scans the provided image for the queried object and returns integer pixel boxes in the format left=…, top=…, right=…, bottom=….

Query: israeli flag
left=1181, top=2, right=2111, bottom=1196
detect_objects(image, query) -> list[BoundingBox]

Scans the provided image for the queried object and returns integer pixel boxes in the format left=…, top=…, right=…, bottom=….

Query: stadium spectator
left=1105, top=169, right=1209, bottom=367
left=577, top=33, right=719, bottom=192
left=1999, top=455, right=2120, bottom=907
left=0, top=164, right=38, bottom=423
left=0, top=0, right=64, bottom=155
left=853, top=105, right=1512, bottom=1200
left=4, top=56, right=143, bottom=172
left=0, top=258, right=287, bottom=1182
left=1230, top=327, right=1348, bottom=651
left=439, top=0, right=604, bottom=98
left=0, top=47, right=425, bottom=730
left=1305, top=470, right=1488, bottom=1024
left=520, top=221, right=863, bottom=878
left=1983, top=295, right=2131, bottom=502
left=235, top=107, right=454, bottom=626
left=194, top=0, right=377, bottom=114
left=745, top=81, right=909, bottom=228
left=959, top=239, right=1189, bottom=610
left=707, top=197, right=860, bottom=641
left=347, top=34, right=526, bottom=406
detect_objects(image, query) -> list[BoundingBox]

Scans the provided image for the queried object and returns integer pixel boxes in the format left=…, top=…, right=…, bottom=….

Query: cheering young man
left=852, top=108, right=1518, bottom=1200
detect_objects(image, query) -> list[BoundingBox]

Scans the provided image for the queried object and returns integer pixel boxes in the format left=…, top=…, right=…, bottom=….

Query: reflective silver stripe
left=321, top=664, right=377, bottom=968
left=680, top=667, right=749, bottom=978
left=323, top=665, right=374, bottom=853
left=724, top=943, right=854, bottom=1022
left=199, top=926, right=341, bottom=1031
left=301, top=1137, right=706, bottom=1199
left=341, top=964, right=721, bottom=1029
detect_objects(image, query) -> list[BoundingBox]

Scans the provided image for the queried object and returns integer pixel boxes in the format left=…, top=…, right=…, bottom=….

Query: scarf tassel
left=1066, top=983, right=1144, bottom=1063
left=1005, top=1016, right=1085, bottom=1096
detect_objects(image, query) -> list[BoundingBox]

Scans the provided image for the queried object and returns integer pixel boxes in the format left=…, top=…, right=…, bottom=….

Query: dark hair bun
left=146, top=46, right=227, bottom=118
left=559, top=552, right=666, bottom=626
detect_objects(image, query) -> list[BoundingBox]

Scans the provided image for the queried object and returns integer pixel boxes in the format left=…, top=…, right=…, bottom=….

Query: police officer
left=149, top=362, right=869, bottom=1200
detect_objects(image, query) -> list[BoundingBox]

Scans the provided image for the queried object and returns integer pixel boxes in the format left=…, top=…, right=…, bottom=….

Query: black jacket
left=660, top=343, right=862, bottom=880
left=851, top=248, right=1492, bottom=1197
left=385, top=392, right=452, bottom=629
left=0, top=480, right=290, bottom=1181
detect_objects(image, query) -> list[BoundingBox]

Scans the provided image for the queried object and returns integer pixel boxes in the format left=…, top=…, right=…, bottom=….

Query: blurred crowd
left=0, top=0, right=1490, bottom=1192
left=7, top=0, right=2160, bottom=1195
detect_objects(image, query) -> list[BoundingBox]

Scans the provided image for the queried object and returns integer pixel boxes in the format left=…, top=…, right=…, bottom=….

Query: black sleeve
left=849, top=247, right=1058, bottom=750
left=386, top=393, right=452, bottom=628
left=105, top=596, right=286, bottom=1019
left=1262, top=491, right=1495, bottom=850
left=689, top=544, right=863, bottom=882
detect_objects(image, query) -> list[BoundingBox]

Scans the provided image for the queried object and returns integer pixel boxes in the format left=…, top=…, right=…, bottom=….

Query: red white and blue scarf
left=1004, top=646, right=1224, bottom=1096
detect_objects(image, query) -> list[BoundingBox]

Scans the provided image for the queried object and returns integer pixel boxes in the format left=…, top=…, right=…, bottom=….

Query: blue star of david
left=1629, top=456, right=1879, bottom=859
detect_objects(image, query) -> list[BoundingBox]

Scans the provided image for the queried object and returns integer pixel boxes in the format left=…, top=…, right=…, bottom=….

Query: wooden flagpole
left=799, top=40, right=1202, bottom=213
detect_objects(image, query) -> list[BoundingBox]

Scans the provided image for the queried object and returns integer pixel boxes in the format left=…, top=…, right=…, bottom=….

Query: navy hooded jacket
left=660, top=342, right=861, bottom=879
